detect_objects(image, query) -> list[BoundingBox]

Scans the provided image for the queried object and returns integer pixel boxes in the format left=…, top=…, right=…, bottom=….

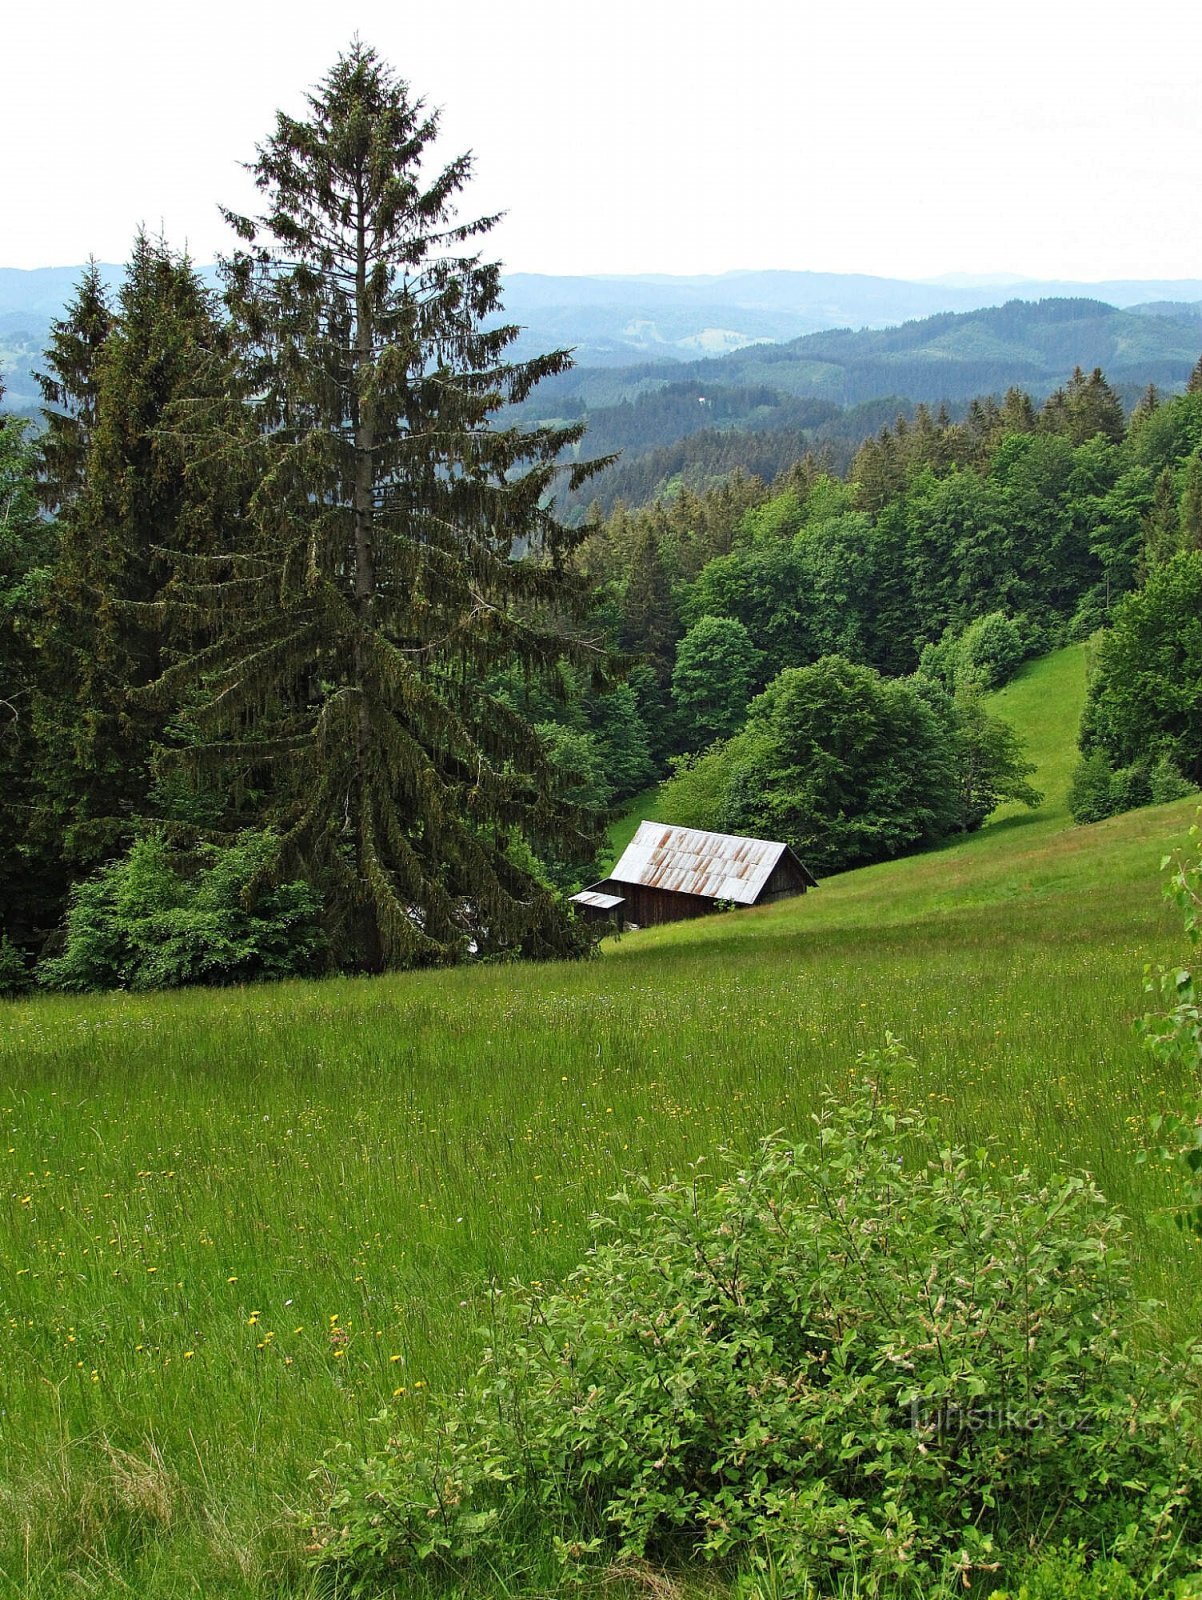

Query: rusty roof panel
left=609, top=822, right=800, bottom=904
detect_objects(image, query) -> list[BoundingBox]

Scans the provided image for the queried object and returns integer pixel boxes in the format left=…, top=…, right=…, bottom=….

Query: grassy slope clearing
left=0, top=644, right=1199, bottom=1597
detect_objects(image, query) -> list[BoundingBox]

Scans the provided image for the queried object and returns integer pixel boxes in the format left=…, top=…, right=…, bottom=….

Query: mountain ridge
left=4, top=264, right=1202, bottom=412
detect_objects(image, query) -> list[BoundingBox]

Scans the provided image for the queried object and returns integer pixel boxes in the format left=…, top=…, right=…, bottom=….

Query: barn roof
left=570, top=889, right=626, bottom=911
left=608, top=822, right=816, bottom=905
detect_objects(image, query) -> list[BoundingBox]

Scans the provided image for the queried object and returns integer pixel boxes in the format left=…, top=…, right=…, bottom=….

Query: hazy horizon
left=6, top=0, right=1201, bottom=283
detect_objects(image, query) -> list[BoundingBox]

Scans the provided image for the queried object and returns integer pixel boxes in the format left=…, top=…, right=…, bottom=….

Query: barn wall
left=621, top=883, right=715, bottom=927
left=758, top=857, right=810, bottom=903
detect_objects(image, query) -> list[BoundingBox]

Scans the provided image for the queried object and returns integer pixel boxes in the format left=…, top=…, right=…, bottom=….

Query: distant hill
left=497, top=270, right=1202, bottom=366
left=527, top=297, right=1202, bottom=512
left=4, top=262, right=1202, bottom=416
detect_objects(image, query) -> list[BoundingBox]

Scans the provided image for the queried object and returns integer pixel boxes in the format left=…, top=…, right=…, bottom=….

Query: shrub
left=1070, top=752, right=1195, bottom=825
left=1152, top=754, right=1198, bottom=806
left=999, top=1546, right=1202, bottom=1599
left=39, top=832, right=326, bottom=993
left=919, top=612, right=1031, bottom=696
left=996, top=1547, right=1196, bottom=1600
left=1140, top=819, right=1202, bottom=1234
left=0, top=936, right=31, bottom=999
left=313, top=1055, right=1202, bottom=1597
left=1069, top=751, right=1121, bottom=824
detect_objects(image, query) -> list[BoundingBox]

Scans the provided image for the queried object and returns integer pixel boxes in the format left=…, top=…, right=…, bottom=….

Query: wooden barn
left=571, top=822, right=817, bottom=929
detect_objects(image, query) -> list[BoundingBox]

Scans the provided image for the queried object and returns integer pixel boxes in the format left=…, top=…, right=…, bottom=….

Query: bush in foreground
left=313, top=1052, right=1202, bottom=1597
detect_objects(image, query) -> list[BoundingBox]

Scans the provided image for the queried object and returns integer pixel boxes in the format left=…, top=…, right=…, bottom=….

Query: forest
left=1, top=44, right=1201, bottom=997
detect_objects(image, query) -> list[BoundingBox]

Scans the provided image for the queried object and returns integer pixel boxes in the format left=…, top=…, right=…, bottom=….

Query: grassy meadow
left=1, top=643, right=1201, bottom=1597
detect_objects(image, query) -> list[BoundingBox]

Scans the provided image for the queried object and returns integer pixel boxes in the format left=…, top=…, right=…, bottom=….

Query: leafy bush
left=39, top=832, right=326, bottom=993
left=1140, top=819, right=1202, bottom=1234
left=1069, top=751, right=1122, bottom=823
left=1153, top=754, right=1199, bottom=806
left=996, top=1546, right=1202, bottom=1600
left=0, top=936, right=31, bottom=999
left=313, top=1055, right=1202, bottom=1597
left=1069, top=751, right=1195, bottom=824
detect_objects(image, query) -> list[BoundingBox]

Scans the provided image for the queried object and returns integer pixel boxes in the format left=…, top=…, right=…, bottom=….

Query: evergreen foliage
left=34, top=258, right=114, bottom=516
left=151, top=44, right=608, bottom=971
left=0, top=396, right=54, bottom=948
left=32, top=236, right=235, bottom=870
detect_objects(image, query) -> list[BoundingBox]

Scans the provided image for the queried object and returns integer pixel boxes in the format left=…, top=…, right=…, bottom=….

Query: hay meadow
left=1, top=643, right=1200, bottom=1597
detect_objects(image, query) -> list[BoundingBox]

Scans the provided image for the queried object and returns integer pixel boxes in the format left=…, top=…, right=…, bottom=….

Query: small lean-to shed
left=571, top=822, right=817, bottom=929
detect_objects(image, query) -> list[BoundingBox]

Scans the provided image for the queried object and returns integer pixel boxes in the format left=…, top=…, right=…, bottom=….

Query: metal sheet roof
left=608, top=822, right=808, bottom=905
left=570, top=890, right=626, bottom=910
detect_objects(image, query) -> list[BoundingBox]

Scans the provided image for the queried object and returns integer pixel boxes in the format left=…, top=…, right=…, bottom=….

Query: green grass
left=0, top=644, right=1199, bottom=1597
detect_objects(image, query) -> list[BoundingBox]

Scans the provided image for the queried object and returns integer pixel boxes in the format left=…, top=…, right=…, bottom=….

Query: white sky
left=6, top=0, right=1202, bottom=281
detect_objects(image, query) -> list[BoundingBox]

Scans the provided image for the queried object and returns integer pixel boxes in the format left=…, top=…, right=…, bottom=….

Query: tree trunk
left=352, top=182, right=382, bottom=971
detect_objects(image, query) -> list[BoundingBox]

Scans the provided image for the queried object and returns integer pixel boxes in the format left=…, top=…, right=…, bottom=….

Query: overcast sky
left=7, top=0, right=1201, bottom=282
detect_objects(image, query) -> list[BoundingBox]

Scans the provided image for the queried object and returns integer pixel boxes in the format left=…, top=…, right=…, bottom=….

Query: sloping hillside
left=536, top=299, right=1202, bottom=418
left=606, top=643, right=1090, bottom=866
left=1, top=644, right=1199, bottom=1596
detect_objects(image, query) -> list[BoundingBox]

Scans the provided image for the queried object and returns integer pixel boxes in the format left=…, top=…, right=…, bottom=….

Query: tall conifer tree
left=0, top=384, right=56, bottom=947
left=155, top=43, right=605, bottom=970
left=34, top=235, right=233, bottom=866
left=36, top=259, right=114, bottom=516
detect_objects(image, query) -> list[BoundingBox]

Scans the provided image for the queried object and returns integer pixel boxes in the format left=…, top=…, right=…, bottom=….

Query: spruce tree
left=1180, top=452, right=1202, bottom=551
left=619, top=524, right=678, bottom=678
left=154, top=43, right=605, bottom=971
left=36, top=259, right=114, bottom=515
left=1142, top=465, right=1183, bottom=571
left=34, top=235, right=234, bottom=867
left=997, top=387, right=1037, bottom=435
left=1048, top=365, right=1125, bottom=446
left=1131, top=383, right=1161, bottom=427
left=0, top=383, right=57, bottom=951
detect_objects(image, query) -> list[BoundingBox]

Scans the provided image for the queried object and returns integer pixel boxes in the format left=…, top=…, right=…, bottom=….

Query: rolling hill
left=532, top=297, right=1202, bottom=510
